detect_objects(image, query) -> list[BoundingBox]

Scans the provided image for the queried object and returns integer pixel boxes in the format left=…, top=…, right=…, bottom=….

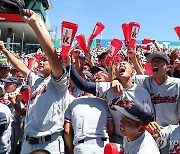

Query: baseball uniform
left=123, top=130, right=160, bottom=154
left=156, top=125, right=180, bottom=154
left=65, top=96, right=111, bottom=154
left=134, top=75, right=180, bottom=126
left=21, top=69, right=74, bottom=154
left=96, top=82, right=154, bottom=144
left=0, top=103, right=12, bottom=154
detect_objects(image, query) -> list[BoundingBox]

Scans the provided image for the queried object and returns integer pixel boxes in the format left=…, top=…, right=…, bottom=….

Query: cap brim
left=146, top=53, right=170, bottom=64
left=1, top=78, right=18, bottom=84
left=114, top=105, right=140, bottom=122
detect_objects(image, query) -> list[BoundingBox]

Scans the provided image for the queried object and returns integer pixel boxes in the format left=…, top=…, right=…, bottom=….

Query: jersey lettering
left=150, top=93, right=177, bottom=104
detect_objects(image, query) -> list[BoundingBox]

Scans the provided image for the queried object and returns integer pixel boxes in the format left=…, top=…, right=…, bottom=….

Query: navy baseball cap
left=91, top=66, right=108, bottom=74
left=115, top=99, right=154, bottom=125
left=1, top=76, right=19, bottom=85
left=146, top=52, right=170, bottom=64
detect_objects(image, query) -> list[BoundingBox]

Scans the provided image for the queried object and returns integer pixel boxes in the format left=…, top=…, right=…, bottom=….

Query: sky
left=47, top=0, right=180, bottom=41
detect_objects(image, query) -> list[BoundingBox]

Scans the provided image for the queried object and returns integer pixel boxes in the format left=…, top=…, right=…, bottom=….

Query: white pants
left=20, top=133, right=64, bottom=154
left=74, top=137, right=109, bottom=154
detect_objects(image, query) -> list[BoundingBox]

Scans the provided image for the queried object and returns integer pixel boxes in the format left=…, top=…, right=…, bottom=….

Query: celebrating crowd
left=0, top=9, right=179, bottom=154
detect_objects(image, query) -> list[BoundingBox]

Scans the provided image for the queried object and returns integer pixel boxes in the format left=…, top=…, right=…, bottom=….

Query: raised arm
left=21, top=9, right=63, bottom=79
left=0, top=41, right=29, bottom=77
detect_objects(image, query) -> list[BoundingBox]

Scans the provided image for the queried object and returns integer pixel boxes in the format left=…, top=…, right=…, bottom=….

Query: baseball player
left=1, top=76, right=22, bottom=154
left=153, top=124, right=180, bottom=154
left=129, top=51, right=180, bottom=127
left=0, top=9, right=74, bottom=154
left=115, top=99, right=160, bottom=154
left=0, top=103, right=12, bottom=154
left=64, top=96, right=114, bottom=154
left=69, top=61, right=154, bottom=145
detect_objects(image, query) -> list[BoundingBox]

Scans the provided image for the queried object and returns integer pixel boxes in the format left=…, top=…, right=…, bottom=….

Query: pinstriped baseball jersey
left=134, top=75, right=180, bottom=126
left=96, top=82, right=153, bottom=136
left=0, top=103, right=12, bottom=153
left=25, top=70, right=74, bottom=137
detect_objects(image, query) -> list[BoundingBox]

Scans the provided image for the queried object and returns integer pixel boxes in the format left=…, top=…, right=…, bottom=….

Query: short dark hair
left=28, top=149, right=51, bottom=154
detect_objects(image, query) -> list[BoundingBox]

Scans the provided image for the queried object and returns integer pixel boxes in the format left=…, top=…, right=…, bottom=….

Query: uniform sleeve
left=51, top=67, right=69, bottom=93
left=65, top=104, right=71, bottom=123
left=133, top=75, right=148, bottom=87
left=96, top=82, right=111, bottom=98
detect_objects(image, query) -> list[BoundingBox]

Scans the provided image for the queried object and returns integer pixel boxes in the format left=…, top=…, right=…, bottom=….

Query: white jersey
left=25, top=70, right=74, bottom=137
left=156, top=125, right=180, bottom=154
left=123, top=130, right=160, bottom=154
left=96, top=82, right=153, bottom=136
left=65, top=96, right=111, bottom=145
left=134, top=75, right=180, bottom=126
left=0, top=103, right=12, bottom=153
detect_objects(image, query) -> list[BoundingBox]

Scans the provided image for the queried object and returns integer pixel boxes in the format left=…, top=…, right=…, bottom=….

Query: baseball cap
left=1, top=76, right=19, bottom=85
left=115, top=99, right=154, bottom=125
left=146, top=52, right=170, bottom=64
left=90, top=66, right=108, bottom=74
left=0, top=62, right=10, bottom=69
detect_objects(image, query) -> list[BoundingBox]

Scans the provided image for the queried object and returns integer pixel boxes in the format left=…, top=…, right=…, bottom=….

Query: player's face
left=94, top=71, right=108, bottom=82
left=39, top=58, right=51, bottom=76
left=4, top=82, right=17, bottom=93
left=115, top=62, right=133, bottom=79
left=119, top=115, right=141, bottom=141
left=151, top=58, right=167, bottom=77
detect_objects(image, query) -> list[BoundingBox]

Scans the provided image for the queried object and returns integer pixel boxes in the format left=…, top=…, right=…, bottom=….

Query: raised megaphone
left=61, top=21, right=78, bottom=60
left=174, top=26, right=180, bottom=40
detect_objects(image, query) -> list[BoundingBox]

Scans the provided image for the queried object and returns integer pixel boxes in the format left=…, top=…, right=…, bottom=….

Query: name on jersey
left=151, top=93, right=178, bottom=104
left=109, top=97, right=134, bottom=111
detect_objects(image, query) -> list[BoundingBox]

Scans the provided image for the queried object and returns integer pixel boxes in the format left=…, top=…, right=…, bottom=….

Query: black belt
left=25, top=134, right=51, bottom=145
left=78, top=137, right=107, bottom=144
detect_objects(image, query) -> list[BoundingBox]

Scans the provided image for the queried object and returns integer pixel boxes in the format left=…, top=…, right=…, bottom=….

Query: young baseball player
left=0, top=103, right=12, bottom=154
left=68, top=61, right=154, bottom=145
left=64, top=96, right=114, bottom=154
left=0, top=9, right=74, bottom=154
left=115, top=99, right=160, bottom=154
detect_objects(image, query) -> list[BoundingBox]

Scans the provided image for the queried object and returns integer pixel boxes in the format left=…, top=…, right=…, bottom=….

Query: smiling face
left=150, top=58, right=167, bottom=77
left=115, top=61, right=133, bottom=79
left=120, top=115, right=143, bottom=141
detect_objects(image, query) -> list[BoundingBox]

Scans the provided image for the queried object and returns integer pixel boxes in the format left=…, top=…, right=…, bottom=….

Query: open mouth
left=119, top=67, right=126, bottom=73
left=152, top=67, right=158, bottom=73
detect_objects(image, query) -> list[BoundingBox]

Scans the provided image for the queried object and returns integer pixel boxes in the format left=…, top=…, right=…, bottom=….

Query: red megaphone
left=20, top=85, right=30, bottom=105
left=122, top=23, right=130, bottom=46
left=106, top=39, right=123, bottom=65
left=89, top=22, right=105, bottom=40
left=28, top=58, right=38, bottom=71
left=76, top=34, right=88, bottom=53
left=104, top=143, right=124, bottom=154
left=113, top=55, right=125, bottom=66
left=137, top=44, right=151, bottom=51
left=174, top=26, right=180, bottom=39
left=61, top=21, right=78, bottom=60
left=69, top=43, right=79, bottom=55
left=142, top=38, right=155, bottom=44
left=128, top=22, right=140, bottom=49
left=145, top=62, right=152, bottom=76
